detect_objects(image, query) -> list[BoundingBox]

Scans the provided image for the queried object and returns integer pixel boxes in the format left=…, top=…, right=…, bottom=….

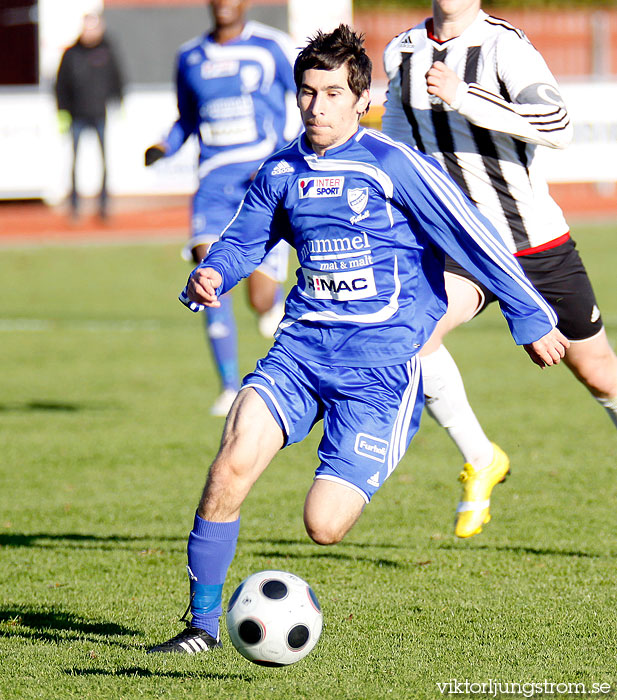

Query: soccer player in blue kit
left=148, top=25, right=568, bottom=654
left=145, top=0, right=300, bottom=416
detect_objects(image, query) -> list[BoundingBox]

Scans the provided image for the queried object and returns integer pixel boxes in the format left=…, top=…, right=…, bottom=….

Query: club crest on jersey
left=298, top=176, right=345, bottom=199
left=347, top=187, right=370, bottom=224
left=347, top=187, right=368, bottom=214
left=354, top=433, right=388, bottom=463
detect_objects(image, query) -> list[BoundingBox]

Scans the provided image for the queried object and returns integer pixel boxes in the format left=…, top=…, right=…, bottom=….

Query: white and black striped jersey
left=382, top=10, right=573, bottom=255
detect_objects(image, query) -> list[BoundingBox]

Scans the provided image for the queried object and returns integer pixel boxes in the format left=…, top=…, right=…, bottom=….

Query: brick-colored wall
left=101, top=3, right=617, bottom=81
left=104, top=0, right=286, bottom=5
left=354, top=8, right=617, bottom=84
left=100, top=4, right=617, bottom=84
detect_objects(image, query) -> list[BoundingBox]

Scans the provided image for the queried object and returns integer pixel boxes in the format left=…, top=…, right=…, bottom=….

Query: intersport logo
left=301, top=267, right=377, bottom=301
left=298, top=176, right=345, bottom=198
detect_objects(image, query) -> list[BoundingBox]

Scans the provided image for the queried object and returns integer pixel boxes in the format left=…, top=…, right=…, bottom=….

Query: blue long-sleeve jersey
left=163, top=21, right=299, bottom=192
left=183, top=128, right=557, bottom=368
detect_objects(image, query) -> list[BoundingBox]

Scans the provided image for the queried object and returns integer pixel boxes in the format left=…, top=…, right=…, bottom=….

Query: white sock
left=595, top=395, right=617, bottom=429
left=421, top=345, right=494, bottom=469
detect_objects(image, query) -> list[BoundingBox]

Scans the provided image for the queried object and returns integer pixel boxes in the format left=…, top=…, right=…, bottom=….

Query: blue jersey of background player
left=148, top=25, right=568, bottom=656
left=145, top=0, right=301, bottom=416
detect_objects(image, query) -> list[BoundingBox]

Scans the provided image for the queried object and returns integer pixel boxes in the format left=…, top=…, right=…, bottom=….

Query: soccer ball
left=226, top=570, right=323, bottom=666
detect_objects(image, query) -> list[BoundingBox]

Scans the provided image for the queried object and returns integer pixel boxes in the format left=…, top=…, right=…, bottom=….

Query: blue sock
left=204, top=294, right=239, bottom=391
left=187, top=513, right=240, bottom=638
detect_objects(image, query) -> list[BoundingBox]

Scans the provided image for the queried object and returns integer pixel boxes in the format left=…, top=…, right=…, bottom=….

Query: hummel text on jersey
left=299, top=176, right=345, bottom=198
left=301, top=231, right=370, bottom=261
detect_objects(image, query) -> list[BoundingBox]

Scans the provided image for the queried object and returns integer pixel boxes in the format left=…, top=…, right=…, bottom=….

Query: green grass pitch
left=0, top=223, right=615, bottom=699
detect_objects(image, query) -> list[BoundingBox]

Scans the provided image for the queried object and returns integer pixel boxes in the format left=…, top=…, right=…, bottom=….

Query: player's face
left=210, top=0, right=247, bottom=29
left=297, top=64, right=369, bottom=156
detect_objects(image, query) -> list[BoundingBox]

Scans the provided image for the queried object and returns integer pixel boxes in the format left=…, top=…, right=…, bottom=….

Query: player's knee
left=304, top=519, right=345, bottom=546
left=247, top=272, right=277, bottom=314
left=213, top=439, right=263, bottom=487
left=248, top=289, right=275, bottom=314
left=249, top=291, right=273, bottom=314
left=304, top=479, right=365, bottom=545
left=303, top=507, right=346, bottom=545
left=584, top=368, right=617, bottom=398
left=568, top=349, right=617, bottom=397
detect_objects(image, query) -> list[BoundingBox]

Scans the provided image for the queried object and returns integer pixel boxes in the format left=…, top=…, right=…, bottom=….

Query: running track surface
left=0, top=183, right=615, bottom=246
left=0, top=196, right=190, bottom=246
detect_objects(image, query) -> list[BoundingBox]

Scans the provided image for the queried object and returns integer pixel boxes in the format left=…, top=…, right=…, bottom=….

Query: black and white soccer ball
left=226, top=570, right=323, bottom=666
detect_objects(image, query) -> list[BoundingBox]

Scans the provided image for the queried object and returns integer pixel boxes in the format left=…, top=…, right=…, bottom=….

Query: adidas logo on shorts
left=590, top=305, right=601, bottom=323
left=367, top=472, right=380, bottom=487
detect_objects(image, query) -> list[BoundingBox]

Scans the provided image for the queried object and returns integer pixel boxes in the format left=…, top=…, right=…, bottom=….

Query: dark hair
left=294, top=24, right=372, bottom=101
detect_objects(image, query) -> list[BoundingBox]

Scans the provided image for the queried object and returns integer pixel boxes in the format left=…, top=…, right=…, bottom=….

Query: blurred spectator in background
left=55, top=12, right=124, bottom=221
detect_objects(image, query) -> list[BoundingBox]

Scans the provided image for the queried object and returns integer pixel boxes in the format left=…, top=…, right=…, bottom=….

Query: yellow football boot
left=454, top=443, right=510, bottom=538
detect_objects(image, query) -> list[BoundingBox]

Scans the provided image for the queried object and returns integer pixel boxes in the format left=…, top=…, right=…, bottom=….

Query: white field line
left=0, top=235, right=184, bottom=251
left=0, top=318, right=163, bottom=332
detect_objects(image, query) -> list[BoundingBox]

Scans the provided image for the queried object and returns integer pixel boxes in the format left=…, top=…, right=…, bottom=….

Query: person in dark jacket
left=55, top=12, right=124, bottom=220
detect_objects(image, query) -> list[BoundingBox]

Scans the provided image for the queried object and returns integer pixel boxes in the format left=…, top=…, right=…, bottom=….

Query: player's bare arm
left=187, top=267, right=223, bottom=307
left=425, top=61, right=462, bottom=105
left=524, top=327, right=570, bottom=369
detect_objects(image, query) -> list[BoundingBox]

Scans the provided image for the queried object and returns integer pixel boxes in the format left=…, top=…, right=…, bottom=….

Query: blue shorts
left=241, top=343, right=424, bottom=503
left=183, top=187, right=289, bottom=283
